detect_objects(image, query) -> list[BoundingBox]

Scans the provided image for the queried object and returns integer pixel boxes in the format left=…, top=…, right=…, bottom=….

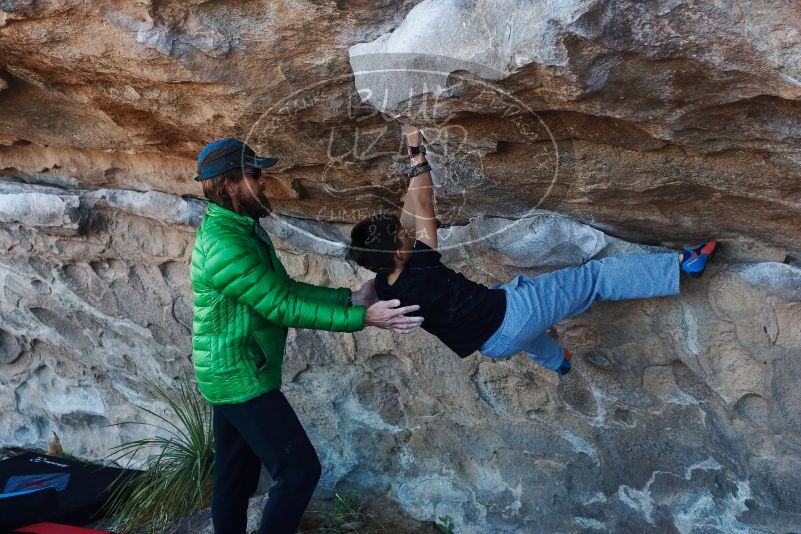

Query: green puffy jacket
left=190, top=202, right=366, bottom=404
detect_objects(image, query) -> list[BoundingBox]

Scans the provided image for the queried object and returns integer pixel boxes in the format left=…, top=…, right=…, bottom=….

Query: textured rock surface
left=2, top=1, right=801, bottom=532
left=1, top=185, right=800, bottom=533
left=0, top=0, right=800, bottom=248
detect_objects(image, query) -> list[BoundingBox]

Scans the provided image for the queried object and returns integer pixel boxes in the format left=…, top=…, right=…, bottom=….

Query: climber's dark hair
left=347, top=213, right=403, bottom=275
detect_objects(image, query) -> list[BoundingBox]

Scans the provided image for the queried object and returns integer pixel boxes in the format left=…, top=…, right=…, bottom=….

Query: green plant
left=104, top=376, right=214, bottom=534
left=53, top=449, right=88, bottom=464
left=332, top=492, right=364, bottom=522
left=316, top=491, right=368, bottom=532
left=436, top=514, right=456, bottom=534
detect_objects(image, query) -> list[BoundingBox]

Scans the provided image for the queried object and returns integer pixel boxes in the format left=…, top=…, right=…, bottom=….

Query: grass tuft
left=104, top=375, right=214, bottom=534
left=435, top=515, right=456, bottom=534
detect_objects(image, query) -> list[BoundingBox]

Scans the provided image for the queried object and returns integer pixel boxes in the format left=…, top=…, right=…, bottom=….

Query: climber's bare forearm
left=404, top=126, right=433, bottom=210
left=398, top=125, right=421, bottom=233
left=403, top=125, right=438, bottom=248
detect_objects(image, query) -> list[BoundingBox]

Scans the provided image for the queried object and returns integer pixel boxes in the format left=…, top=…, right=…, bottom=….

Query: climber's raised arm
left=402, top=125, right=437, bottom=249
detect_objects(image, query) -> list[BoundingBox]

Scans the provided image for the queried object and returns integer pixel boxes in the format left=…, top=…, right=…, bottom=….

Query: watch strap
left=404, top=162, right=432, bottom=179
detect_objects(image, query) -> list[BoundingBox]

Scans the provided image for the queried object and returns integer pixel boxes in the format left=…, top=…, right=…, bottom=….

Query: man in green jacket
left=190, top=138, right=423, bottom=534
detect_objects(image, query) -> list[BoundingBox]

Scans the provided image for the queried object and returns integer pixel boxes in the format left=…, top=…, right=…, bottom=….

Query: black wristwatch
left=347, top=291, right=353, bottom=307
left=407, top=144, right=426, bottom=158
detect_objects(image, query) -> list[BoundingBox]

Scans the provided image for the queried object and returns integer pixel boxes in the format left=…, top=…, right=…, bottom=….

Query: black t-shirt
left=375, top=240, right=507, bottom=357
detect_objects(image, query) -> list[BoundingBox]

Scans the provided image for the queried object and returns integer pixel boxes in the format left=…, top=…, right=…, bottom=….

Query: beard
left=237, top=189, right=272, bottom=220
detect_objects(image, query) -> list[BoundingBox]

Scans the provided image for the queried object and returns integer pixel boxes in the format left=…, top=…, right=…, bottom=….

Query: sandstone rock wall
left=1, top=183, right=800, bottom=532
left=0, top=1, right=799, bottom=248
left=2, top=1, right=801, bottom=532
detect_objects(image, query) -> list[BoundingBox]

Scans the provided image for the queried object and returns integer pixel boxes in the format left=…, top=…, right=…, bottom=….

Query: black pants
left=211, top=389, right=322, bottom=534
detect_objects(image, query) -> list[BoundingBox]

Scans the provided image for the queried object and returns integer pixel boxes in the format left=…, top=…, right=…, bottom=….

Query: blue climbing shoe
left=556, top=350, right=573, bottom=376
left=680, top=240, right=719, bottom=278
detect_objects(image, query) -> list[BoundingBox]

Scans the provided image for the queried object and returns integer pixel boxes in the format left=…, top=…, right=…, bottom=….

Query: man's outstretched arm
left=403, top=125, right=438, bottom=249
left=206, top=228, right=423, bottom=333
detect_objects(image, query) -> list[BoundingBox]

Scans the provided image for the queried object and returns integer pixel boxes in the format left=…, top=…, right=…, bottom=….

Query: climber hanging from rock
left=347, top=125, right=719, bottom=375
left=189, top=138, right=425, bottom=534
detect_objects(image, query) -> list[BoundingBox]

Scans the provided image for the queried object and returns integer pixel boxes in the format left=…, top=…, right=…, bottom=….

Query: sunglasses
left=244, top=167, right=262, bottom=179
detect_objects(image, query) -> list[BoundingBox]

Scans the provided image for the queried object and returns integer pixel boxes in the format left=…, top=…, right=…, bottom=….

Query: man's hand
left=365, top=299, right=424, bottom=334
left=351, top=279, right=378, bottom=307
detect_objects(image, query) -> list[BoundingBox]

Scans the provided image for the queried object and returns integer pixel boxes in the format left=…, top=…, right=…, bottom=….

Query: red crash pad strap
left=13, top=522, right=114, bottom=534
